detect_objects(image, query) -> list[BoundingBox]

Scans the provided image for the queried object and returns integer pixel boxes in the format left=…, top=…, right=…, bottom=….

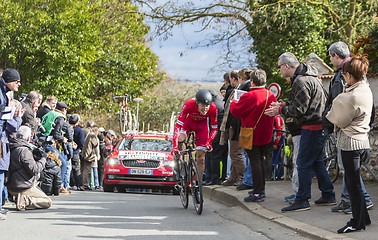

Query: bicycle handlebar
left=273, top=129, right=289, bottom=134
left=112, top=94, right=132, bottom=103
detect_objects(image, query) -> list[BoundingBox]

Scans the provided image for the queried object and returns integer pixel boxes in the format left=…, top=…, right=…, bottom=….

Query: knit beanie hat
left=69, top=114, right=80, bottom=125
left=2, top=69, right=20, bottom=83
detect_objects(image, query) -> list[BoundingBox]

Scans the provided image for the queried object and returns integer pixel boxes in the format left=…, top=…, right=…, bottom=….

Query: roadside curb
left=203, top=185, right=355, bottom=240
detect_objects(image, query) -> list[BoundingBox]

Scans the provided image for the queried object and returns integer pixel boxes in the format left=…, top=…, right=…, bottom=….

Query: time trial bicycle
left=173, top=132, right=203, bottom=215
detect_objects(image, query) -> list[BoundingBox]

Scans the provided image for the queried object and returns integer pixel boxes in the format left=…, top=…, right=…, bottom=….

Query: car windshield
left=117, top=137, right=173, bottom=152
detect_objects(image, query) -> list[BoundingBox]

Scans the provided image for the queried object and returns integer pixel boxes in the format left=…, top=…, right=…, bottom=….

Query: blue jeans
left=0, top=170, right=4, bottom=210
left=242, top=149, right=253, bottom=186
left=60, top=153, right=71, bottom=189
left=90, top=167, right=99, bottom=188
left=296, top=129, right=335, bottom=201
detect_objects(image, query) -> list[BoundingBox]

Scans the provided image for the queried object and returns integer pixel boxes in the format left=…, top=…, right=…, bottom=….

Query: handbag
left=239, top=91, right=269, bottom=150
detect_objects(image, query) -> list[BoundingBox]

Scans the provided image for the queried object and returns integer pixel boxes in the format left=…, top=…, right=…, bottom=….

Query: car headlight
left=107, top=158, right=121, bottom=166
left=163, top=160, right=175, bottom=169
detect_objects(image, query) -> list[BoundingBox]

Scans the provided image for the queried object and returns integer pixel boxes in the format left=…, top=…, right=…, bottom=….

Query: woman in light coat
left=326, top=55, right=372, bottom=233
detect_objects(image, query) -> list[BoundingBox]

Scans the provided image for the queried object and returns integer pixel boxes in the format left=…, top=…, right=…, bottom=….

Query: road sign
left=268, top=83, right=281, bottom=99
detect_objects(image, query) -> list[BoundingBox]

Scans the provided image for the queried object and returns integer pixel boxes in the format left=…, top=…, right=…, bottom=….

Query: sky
left=141, top=0, right=253, bottom=82
left=148, top=25, right=225, bottom=82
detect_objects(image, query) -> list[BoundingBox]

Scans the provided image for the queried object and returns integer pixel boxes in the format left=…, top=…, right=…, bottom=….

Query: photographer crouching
left=6, top=126, right=52, bottom=210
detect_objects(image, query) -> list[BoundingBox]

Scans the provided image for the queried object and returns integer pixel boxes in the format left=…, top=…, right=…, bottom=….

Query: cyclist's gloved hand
left=205, top=143, right=213, bottom=152
left=171, top=147, right=179, bottom=156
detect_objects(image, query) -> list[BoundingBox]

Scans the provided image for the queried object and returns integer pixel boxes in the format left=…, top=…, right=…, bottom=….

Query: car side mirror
left=105, top=145, right=114, bottom=151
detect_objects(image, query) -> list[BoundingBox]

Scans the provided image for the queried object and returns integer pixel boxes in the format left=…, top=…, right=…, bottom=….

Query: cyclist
left=172, top=90, right=218, bottom=180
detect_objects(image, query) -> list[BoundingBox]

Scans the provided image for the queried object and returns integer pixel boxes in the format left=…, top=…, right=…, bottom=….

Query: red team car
left=103, top=133, right=177, bottom=193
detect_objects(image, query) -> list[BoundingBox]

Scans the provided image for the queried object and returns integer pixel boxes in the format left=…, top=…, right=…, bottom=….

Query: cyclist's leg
left=193, top=122, right=209, bottom=181
left=195, top=150, right=206, bottom=180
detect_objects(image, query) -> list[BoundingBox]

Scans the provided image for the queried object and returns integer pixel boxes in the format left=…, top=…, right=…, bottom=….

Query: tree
left=135, top=0, right=377, bottom=97
left=353, top=24, right=378, bottom=72
left=0, top=0, right=164, bottom=110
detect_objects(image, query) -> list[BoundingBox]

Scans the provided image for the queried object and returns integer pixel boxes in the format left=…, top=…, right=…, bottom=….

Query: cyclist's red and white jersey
left=173, top=98, right=218, bottom=149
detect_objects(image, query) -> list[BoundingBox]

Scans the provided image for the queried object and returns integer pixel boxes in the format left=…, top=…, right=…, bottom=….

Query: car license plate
left=129, top=169, right=153, bottom=175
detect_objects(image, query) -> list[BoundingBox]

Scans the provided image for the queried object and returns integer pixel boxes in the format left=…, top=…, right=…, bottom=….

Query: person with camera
left=7, top=126, right=52, bottom=211
left=0, top=69, right=24, bottom=220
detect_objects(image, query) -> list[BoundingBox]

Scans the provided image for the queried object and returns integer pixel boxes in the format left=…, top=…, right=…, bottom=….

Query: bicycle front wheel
left=325, top=157, right=339, bottom=183
left=179, top=158, right=189, bottom=209
left=189, top=160, right=203, bottom=215
left=119, top=106, right=127, bottom=133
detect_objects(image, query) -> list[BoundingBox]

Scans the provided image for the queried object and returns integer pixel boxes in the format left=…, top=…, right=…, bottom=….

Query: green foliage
left=0, top=0, right=163, bottom=111
left=249, top=1, right=328, bottom=100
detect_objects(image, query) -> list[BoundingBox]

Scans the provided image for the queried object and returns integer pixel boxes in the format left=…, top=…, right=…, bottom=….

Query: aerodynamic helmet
left=195, top=90, right=212, bottom=105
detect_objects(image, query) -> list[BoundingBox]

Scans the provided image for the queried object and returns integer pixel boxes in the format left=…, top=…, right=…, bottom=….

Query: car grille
left=106, top=174, right=175, bottom=182
left=122, top=159, right=160, bottom=169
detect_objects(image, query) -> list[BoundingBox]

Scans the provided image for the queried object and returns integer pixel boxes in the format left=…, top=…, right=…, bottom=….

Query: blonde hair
left=237, top=69, right=253, bottom=81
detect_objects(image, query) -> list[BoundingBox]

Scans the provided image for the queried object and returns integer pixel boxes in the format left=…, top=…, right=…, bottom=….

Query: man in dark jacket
left=266, top=52, right=335, bottom=212
left=70, top=114, right=85, bottom=190
left=0, top=69, right=24, bottom=219
left=205, top=90, right=227, bottom=185
left=7, top=126, right=51, bottom=210
left=21, top=91, right=42, bottom=134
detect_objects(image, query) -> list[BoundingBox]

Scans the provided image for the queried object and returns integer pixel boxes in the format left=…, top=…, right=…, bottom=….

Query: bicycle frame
left=174, top=132, right=203, bottom=215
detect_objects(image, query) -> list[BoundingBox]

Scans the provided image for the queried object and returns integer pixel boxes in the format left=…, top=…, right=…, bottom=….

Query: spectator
left=70, top=114, right=85, bottom=191
left=41, top=101, right=67, bottom=145
left=0, top=69, right=24, bottom=220
left=230, top=69, right=276, bottom=202
left=235, top=69, right=254, bottom=191
left=7, top=126, right=51, bottom=211
left=283, top=114, right=302, bottom=204
left=105, top=130, right=118, bottom=148
left=265, top=52, right=335, bottom=212
left=220, top=84, right=227, bottom=99
left=81, top=120, right=99, bottom=190
left=325, top=41, right=373, bottom=214
left=220, top=70, right=245, bottom=186
left=21, top=91, right=42, bottom=133
left=36, top=96, right=57, bottom=120
left=205, top=90, right=227, bottom=185
left=60, top=108, right=74, bottom=193
left=89, top=127, right=100, bottom=189
left=40, top=150, right=62, bottom=196
left=97, top=128, right=107, bottom=189
left=326, top=55, right=372, bottom=233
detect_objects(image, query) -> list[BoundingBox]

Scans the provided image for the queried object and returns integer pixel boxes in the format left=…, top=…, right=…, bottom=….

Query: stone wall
left=364, top=120, right=378, bottom=181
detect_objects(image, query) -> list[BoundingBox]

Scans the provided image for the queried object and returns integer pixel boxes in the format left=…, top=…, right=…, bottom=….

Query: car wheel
left=116, top=185, right=126, bottom=193
left=103, top=184, right=114, bottom=192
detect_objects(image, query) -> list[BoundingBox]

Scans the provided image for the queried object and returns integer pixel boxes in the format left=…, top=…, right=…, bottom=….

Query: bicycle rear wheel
left=325, top=157, right=339, bottom=183
left=323, top=133, right=339, bottom=182
left=178, top=158, right=189, bottom=209
left=188, top=160, right=203, bottom=215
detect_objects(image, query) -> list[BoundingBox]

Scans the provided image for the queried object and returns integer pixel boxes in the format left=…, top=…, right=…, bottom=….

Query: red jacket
left=230, top=87, right=276, bottom=146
